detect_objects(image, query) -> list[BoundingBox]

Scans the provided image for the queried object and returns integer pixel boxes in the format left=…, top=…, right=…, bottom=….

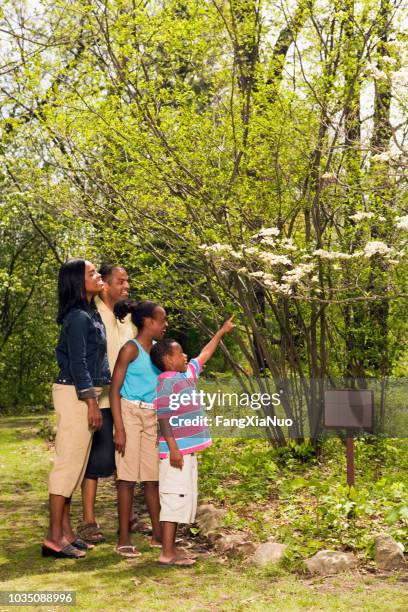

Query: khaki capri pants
left=48, top=384, right=102, bottom=498
left=115, top=397, right=159, bottom=482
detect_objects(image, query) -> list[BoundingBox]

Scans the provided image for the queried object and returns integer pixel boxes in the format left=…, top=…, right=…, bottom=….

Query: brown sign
left=324, top=389, right=373, bottom=430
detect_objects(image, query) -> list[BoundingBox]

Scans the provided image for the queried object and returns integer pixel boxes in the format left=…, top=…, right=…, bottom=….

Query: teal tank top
left=120, top=339, right=161, bottom=403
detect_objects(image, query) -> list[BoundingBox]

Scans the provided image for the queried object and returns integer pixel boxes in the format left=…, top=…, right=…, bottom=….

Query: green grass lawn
left=0, top=415, right=407, bottom=611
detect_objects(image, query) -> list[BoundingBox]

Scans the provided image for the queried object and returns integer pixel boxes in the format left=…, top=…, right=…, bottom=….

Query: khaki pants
left=48, top=384, right=101, bottom=497
left=115, top=397, right=159, bottom=482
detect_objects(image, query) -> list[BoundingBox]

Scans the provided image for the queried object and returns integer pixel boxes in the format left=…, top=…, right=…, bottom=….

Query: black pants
left=84, top=408, right=115, bottom=479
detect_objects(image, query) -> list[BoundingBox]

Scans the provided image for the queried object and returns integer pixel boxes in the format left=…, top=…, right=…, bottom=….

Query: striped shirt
left=155, top=358, right=212, bottom=458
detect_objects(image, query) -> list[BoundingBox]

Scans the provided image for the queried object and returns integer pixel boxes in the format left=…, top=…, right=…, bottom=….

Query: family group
left=42, top=258, right=234, bottom=567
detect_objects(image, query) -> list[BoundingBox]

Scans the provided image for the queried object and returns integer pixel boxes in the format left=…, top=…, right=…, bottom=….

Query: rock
left=195, top=504, right=226, bottom=538
left=305, top=550, right=357, bottom=575
left=252, top=542, right=288, bottom=567
left=374, top=534, right=406, bottom=571
left=216, top=534, right=257, bottom=557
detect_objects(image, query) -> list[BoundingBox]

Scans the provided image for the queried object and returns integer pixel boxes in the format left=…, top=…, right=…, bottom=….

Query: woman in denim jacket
left=42, top=259, right=111, bottom=559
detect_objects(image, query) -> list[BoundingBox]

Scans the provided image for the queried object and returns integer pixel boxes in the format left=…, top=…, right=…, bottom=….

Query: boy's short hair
left=151, top=338, right=178, bottom=372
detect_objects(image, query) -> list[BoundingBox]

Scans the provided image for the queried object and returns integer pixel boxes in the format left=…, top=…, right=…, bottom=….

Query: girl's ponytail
left=114, top=299, right=132, bottom=322
left=114, top=299, right=161, bottom=328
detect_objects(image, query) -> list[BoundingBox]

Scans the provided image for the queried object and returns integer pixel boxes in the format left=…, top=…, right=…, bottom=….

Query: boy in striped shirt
left=151, top=317, right=234, bottom=566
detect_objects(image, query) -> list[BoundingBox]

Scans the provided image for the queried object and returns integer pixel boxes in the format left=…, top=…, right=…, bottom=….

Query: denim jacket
left=55, top=307, right=111, bottom=400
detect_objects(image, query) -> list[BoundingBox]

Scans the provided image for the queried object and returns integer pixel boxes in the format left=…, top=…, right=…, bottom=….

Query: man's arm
left=196, top=317, right=234, bottom=366
left=109, top=341, right=138, bottom=456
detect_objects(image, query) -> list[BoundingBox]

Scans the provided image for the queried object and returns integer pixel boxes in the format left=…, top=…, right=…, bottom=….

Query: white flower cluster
left=372, top=151, right=391, bottom=163
left=396, top=215, right=408, bottom=231
left=381, top=56, right=397, bottom=66
left=281, top=263, right=315, bottom=286
left=199, top=227, right=403, bottom=300
left=199, top=243, right=230, bottom=253
left=372, top=148, right=405, bottom=164
left=260, top=237, right=277, bottom=247
left=313, top=249, right=356, bottom=260
left=242, top=246, right=259, bottom=255
left=258, top=252, right=292, bottom=266
left=248, top=271, right=291, bottom=295
left=366, top=61, right=387, bottom=80
left=252, top=227, right=280, bottom=239
left=247, top=262, right=315, bottom=295
left=276, top=284, right=293, bottom=296
left=393, top=65, right=408, bottom=84
left=363, top=241, right=392, bottom=257
left=199, top=243, right=241, bottom=258
left=314, top=243, right=394, bottom=259
left=281, top=238, right=297, bottom=251
left=241, top=245, right=293, bottom=267
left=350, top=212, right=375, bottom=222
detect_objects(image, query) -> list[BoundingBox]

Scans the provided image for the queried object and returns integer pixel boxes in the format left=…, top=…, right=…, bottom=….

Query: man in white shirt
left=77, top=264, right=148, bottom=543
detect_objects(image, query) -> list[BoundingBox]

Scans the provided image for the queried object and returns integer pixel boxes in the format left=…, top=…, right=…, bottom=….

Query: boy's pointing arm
left=196, top=317, right=235, bottom=366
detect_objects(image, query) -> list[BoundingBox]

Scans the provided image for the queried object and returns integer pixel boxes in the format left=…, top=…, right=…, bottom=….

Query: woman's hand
left=86, top=399, right=103, bottom=431
left=114, top=428, right=126, bottom=456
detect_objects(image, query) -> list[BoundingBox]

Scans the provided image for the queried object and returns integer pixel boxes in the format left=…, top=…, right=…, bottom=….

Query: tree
left=0, top=0, right=407, bottom=439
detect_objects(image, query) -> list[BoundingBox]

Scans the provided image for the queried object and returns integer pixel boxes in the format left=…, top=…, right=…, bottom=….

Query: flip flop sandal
left=41, top=543, right=86, bottom=559
left=150, top=537, right=183, bottom=548
left=116, top=545, right=141, bottom=558
left=77, top=522, right=105, bottom=544
left=158, top=556, right=196, bottom=567
left=129, top=519, right=152, bottom=535
left=71, top=537, right=95, bottom=550
left=174, top=546, right=197, bottom=559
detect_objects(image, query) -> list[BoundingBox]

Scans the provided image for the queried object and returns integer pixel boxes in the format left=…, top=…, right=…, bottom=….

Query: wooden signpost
left=324, top=389, right=374, bottom=487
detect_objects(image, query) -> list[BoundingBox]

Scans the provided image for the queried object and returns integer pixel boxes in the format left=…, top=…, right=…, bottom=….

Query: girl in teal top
left=110, top=299, right=168, bottom=556
left=120, top=338, right=161, bottom=403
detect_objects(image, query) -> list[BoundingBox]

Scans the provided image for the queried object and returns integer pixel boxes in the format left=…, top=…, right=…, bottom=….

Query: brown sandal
left=158, top=557, right=196, bottom=567
left=129, top=518, right=151, bottom=535
left=76, top=522, right=105, bottom=543
left=116, top=519, right=152, bottom=536
left=116, top=545, right=141, bottom=558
